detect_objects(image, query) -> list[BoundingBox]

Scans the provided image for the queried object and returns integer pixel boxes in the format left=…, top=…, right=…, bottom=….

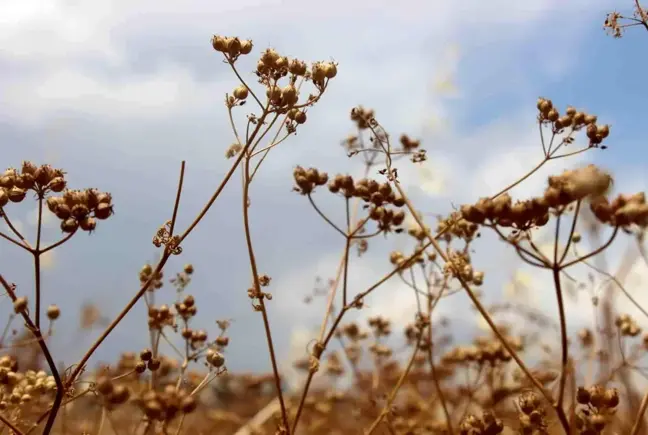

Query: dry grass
left=1, top=2, right=648, bottom=434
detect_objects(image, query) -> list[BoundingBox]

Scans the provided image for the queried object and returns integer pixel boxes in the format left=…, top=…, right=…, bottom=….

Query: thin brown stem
left=365, top=324, right=425, bottom=435
left=34, top=194, right=43, bottom=329
left=0, top=275, right=63, bottom=435
left=631, top=390, right=648, bottom=435
left=242, top=154, right=289, bottom=432
left=1, top=211, right=31, bottom=249
left=0, top=412, right=23, bottom=435
left=67, top=160, right=187, bottom=387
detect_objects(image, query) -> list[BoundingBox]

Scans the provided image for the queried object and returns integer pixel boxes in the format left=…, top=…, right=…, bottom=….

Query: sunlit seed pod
left=79, top=216, right=96, bottom=232
left=47, top=305, right=60, bottom=320
left=61, top=218, right=79, bottom=233
left=239, top=39, right=253, bottom=55
left=233, top=85, right=248, bottom=100
left=324, top=62, right=337, bottom=78
left=8, top=187, right=26, bottom=203
left=211, top=35, right=227, bottom=52
left=94, top=203, right=113, bottom=220
left=13, top=297, right=28, bottom=314
left=47, top=177, right=66, bottom=193
left=294, top=111, right=307, bottom=124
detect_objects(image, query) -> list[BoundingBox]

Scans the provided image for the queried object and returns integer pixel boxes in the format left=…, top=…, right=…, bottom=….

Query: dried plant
left=1, top=2, right=648, bottom=435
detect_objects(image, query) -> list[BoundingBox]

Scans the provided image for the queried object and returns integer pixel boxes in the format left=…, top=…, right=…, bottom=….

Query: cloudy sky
left=2, top=0, right=648, bottom=388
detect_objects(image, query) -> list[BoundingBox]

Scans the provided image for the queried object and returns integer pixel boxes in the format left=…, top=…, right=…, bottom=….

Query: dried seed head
left=206, top=350, right=225, bottom=368
left=233, top=85, right=248, bottom=100
left=13, top=297, right=28, bottom=314
left=147, top=358, right=161, bottom=371
left=61, top=218, right=79, bottom=233
left=239, top=39, right=253, bottom=55
left=211, top=35, right=227, bottom=52
left=94, top=202, right=113, bottom=220
left=311, top=62, right=326, bottom=82
left=280, top=85, right=298, bottom=106
left=289, top=59, right=307, bottom=76
left=324, top=62, right=337, bottom=78
left=8, top=187, right=26, bottom=203
left=79, top=216, right=97, bottom=232
left=47, top=177, right=66, bottom=193
left=225, top=37, right=241, bottom=56
left=46, top=305, right=60, bottom=320
left=294, top=110, right=307, bottom=124
left=180, top=395, right=197, bottom=413
left=225, top=143, right=243, bottom=159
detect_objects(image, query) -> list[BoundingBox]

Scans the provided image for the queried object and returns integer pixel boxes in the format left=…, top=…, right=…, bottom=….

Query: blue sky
left=1, top=0, right=648, bottom=388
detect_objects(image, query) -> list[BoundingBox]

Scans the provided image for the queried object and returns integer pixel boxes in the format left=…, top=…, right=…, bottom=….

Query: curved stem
left=0, top=412, right=24, bottom=435
left=40, top=230, right=77, bottom=254
left=490, top=157, right=548, bottom=199
left=1, top=210, right=32, bottom=249
left=0, top=275, right=63, bottom=435
left=307, top=194, right=346, bottom=237
left=561, top=227, right=619, bottom=269
left=0, top=230, right=30, bottom=251
left=67, top=161, right=186, bottom=387
left=242, top=156, right=289, bottom=432
left=365, top=325, right=425, bottom=435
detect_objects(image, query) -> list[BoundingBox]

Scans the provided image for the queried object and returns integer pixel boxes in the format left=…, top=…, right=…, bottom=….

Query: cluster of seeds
left=293, top=168, right=407, bottom=235
left=575, top=385, right=619, bottom=434
left=536, top=98, right=610, bottom=147
left=461, top=194, right=550, bottom=230
left=545, top=165, right=612, bottom=207
left=460, top=165, right=620, bottom=232
left=443, top=251, right=484, bottom=287
left=436, top=211, right=480, bottom=242
left=517, top=391, right=548, bottom=434
left=441, top=335, right=522, bottom=366
left=0, top=357, right=57, bottom=410
left=292, top=167, right=329, bottom=195
left=350, top=105, right=375, bottom=130
left=399, top=134, right=421, bottom=151
left=0, top=162, right=65, bottom=207
left=614, top=313, right=641, bottom=337
left=133, top=385, right=197, bottom=421
left=46, top=188, right=113, bottom=233
left=95, top=376, right=131, bottom=407
left=459, top=410, right=504, bottom=435
left=590, top=191, right=648, bottom=227
left=367, top=316, right=392, bottom=337
left=389, top=250, right=424, bottom=270
left=147, top=304, right=176, bottom=330
left=211, top=36, right=253, bottom=59
left=139, top=264, right=164, bottom=290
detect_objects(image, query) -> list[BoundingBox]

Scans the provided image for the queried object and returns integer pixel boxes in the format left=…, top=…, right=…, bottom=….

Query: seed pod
left=233, top=85, right=248, bottom=100
left=8, top=187, right=26, bottom=203
left=94, top=203, right=113, bottom=220
left=61, top=218, right=79, bottom=233
left=147, top=358, right=161, bottom=371
left=79, top=216, right=96, bottom=232
left=47, top=177, right=66, bottom=192
left=294, top=111, right=307, bottom=124
left=46, top=305, right=60, bottom=320
left=211, top=35, right=227, bottom=52
left=13, top=297, right=28, bottom=314
left=180, top=395, right=197, bottom=413
left=324, top=62, right=337, bottom=78
left=239, top=39, right=253, bottom=55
